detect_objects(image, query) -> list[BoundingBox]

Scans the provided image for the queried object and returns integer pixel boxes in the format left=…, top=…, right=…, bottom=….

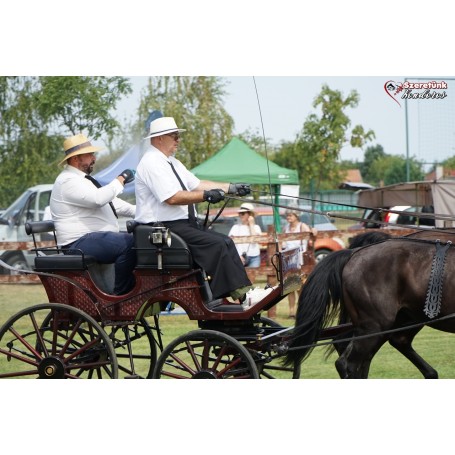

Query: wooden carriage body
left=29, top=222, right=303, bottom=324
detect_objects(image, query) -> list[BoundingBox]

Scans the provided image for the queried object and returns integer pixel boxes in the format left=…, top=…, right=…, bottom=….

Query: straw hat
left=238, top=202, right=255, bottom=215
left=59, top=134, right=104, bottom=166
left=144, top=117, right=186, bottom=139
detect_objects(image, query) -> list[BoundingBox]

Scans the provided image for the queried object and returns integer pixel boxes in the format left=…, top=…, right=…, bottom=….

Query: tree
left=274, top=84, right=375, bottom=191
left=0, top=76, right=132, bottom=207
left=368, top=155, right=424, bottom=186
left=237, top=128, right=277, bottom=157
left=134, top=77, right=234, bottom=168
left=36, top=76, right=131, bottom=139
left=360, top=144, right=386, bottom=184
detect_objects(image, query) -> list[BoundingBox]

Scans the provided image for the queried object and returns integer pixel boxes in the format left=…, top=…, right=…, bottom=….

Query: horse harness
left=381, top=237, right=452, bottom=319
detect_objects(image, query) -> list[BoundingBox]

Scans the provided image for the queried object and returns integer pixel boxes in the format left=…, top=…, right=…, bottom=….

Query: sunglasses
left=166, top=132, right=181, bottom=141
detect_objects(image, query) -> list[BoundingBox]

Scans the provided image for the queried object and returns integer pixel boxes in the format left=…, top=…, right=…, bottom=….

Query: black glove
left=119, top=169, right=136, bottom=184
left=203, top=189, right=225, bottom=203
left=228, top=183, right=251, bottom=196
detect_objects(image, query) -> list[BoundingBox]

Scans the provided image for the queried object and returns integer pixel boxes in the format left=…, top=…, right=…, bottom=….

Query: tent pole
left=273, top=185, right=281, bottom=233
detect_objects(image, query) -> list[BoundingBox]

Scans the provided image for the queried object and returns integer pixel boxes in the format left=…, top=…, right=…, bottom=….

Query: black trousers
left=162, top=220, right=252, bottom=299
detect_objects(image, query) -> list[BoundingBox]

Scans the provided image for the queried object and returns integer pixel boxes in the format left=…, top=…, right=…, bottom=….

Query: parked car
left=203, top=205, right=345, bottom=263
left=348, top=205, right=435, bottom=230
left=0, top=184, right=54, bottom=274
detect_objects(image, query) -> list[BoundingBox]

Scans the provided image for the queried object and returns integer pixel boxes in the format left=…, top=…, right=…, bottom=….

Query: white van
left=0, top=184, right=54, bottom=274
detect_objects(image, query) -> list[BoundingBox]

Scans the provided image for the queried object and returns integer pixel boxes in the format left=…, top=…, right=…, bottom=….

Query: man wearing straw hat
left=50, top=133, right=137, bottom=295
left=135, top=116, right=267, bottom=303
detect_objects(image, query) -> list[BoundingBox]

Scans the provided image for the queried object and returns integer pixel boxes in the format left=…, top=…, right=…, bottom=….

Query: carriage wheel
left=152, top=329, right=259, bottom=379
left=253, top=316, right=301, bottom=379
left=0, top=303, right=118, bottom=379
left=106, top=318, right=157, bottom=379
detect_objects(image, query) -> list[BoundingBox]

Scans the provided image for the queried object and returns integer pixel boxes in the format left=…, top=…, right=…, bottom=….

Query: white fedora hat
left=59, top=134, right=104, bottom=166
left=144, top=117, right=186, bottom=139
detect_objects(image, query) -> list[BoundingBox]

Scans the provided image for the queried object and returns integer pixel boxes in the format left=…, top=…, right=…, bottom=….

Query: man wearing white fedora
left=50, top=133, right=137, bottom=295
left=135, top=116, right=261, bottom=302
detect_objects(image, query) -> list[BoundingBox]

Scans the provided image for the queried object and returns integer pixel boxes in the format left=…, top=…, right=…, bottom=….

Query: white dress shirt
left=135, top=146, right=200, bottom=223
left=50, top=165, right=135, bottom=245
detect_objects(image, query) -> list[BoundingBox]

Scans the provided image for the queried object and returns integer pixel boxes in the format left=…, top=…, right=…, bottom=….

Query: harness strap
left=424, top=240, right=452, bottom=318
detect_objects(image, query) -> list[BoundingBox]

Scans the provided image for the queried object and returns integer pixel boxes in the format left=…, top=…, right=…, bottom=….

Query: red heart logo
left=384, top=80, right=403, bottom=107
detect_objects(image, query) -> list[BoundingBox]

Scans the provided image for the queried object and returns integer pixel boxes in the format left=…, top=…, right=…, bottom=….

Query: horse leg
left=335, top=333, right=387, bottom=379
left=389, top=328, right=438, bottom=379
left=333, top=328, right=372, bottom=378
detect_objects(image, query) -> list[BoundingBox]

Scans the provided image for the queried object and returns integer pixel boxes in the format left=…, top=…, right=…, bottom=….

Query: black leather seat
left=25, top=220, right=115, bottom=292
left=133, top=224, right=193, bottom=269
left=34, top=254, right=97, bottom=271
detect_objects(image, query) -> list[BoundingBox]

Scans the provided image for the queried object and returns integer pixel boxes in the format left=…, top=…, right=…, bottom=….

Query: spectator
left=228, top=203, right=262, bottom=268
left=282, top=208, right=317, bottom=318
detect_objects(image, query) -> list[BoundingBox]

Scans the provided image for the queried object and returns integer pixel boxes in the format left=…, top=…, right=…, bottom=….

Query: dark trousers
left=162, top=220, right=252, bottom=299
left=69, top=231, right=136, bottom=295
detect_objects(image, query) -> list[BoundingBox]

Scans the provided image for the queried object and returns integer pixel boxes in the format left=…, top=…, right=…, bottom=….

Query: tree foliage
left=237, top=128, right=277, bottom=157
left=360, top=144, right=425, bottom=186
left=274, top=85, right=375, bottom=191
left=0, top=76, right=131, bottom=208
left=135, top=77, right=234, bottom=168
left=368, top=155, right=424, bottom=186
left=36, top=76, right=131, bottom=139
left=360, top=144, right=386, bottom=184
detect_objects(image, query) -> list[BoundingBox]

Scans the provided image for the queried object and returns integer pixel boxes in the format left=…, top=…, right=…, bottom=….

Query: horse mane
left=348, top=231, right=392, bottom=249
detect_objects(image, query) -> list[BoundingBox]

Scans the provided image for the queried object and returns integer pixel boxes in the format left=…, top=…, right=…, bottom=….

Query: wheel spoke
left=30, top=312, right=49, bottom=358
left=5, top=327, right=43, bottom=364
left=188, top=340, right=202, bottom=371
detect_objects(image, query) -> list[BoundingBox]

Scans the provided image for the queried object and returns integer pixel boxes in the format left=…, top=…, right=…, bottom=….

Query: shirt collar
left=64, top=165, right=88, bottom=177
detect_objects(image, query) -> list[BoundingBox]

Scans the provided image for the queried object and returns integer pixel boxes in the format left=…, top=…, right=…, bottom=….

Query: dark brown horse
left=285, top=229, right=455, bottom=378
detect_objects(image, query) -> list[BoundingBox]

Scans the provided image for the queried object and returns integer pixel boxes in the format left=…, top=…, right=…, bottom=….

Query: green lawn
left=1, top=283, right=455, bottom=379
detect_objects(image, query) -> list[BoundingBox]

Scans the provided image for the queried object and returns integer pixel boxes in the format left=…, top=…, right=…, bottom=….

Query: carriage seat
left=129, top=222, right=213, bottom=304
left=25, top=221, right=115, bottom=294
left=34, top=253, right=97, bottom=271
left=131, top=223, right=193, bottom=269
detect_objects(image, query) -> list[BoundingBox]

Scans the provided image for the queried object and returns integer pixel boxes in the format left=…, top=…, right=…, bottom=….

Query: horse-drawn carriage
left=0, top=219, right=341, bottom=379
left=2, top=190, right=455, bottom=380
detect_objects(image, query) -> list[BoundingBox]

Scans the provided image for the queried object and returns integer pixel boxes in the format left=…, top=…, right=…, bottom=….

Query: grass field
left=1, top=283, right=455, bottom=379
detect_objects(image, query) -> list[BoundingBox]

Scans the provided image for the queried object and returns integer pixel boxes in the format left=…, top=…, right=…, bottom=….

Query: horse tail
left=323, top=231, right=392, bottom=358
left=283, top=248, right=353, bottom=367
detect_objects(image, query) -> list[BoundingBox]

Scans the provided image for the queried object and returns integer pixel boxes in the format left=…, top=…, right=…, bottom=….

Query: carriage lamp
left=148, top=224, right=172, bottom=247
left=148, top=223, right=172, bottom=270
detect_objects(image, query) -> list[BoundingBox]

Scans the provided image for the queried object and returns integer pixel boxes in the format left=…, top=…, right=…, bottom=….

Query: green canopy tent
left=191, top=137, right=299, bottom=232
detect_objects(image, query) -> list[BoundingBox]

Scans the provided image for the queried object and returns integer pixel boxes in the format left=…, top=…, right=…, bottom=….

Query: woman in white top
left=228, top=203, right=262, bottom=268
left=282, top=208, right=317, bottom=318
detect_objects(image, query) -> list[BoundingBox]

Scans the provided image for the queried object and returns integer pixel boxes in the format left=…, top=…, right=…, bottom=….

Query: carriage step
left=205, top=299, right=247, bottom=313
left=124, top=374, right=142, bottom=379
